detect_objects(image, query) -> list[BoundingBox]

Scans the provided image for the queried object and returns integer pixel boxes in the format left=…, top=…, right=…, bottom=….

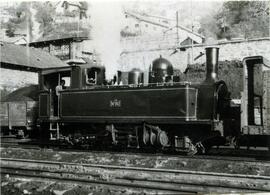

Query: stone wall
left=185, top=60, right=244, bottom=99
left=119, top=37, right=270, bottom=72
left=0, top=68, right=38, bottom=96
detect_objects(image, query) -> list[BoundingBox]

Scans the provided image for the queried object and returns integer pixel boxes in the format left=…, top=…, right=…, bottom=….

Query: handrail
left=82, top=81, right=203, bottom=90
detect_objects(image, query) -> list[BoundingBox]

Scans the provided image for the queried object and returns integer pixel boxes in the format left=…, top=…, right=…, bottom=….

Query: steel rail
left=0, top=168, right=196, bottom=194
left=0, top=166, right=260, bottom=194
left=1, top=142, right=269, bottom=163
left=1, top=158, right=269, bottom=192
left=1, top=157, right=270, bottom=180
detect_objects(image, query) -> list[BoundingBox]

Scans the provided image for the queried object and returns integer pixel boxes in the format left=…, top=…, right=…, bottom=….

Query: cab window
left=61, top=77, right=70, bottom=88
left=85, top=68, right=99, bottom=85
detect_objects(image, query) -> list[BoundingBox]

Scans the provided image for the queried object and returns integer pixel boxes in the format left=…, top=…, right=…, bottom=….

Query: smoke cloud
left=88, top=0, right=125, bottom=79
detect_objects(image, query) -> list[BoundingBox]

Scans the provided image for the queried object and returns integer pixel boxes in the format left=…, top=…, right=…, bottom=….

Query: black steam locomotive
left=2, top=47, right=270, bottom=154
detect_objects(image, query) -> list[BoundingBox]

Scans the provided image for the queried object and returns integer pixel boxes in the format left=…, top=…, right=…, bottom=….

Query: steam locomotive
left=1, top=47, right=270, bottom=154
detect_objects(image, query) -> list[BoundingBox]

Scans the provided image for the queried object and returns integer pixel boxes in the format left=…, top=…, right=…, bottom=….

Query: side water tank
left=128, top=68, right=144, bottom=85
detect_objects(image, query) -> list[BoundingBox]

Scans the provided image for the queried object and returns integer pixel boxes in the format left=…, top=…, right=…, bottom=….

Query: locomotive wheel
left=187, top=147, right=198, bottom=156
left=150, top=131, right=157, bottom=145
left=143, top=127, right=150, bottom=145
left=232, top=137, right=240, bottom=149
left=157, top=131, right=169, bottom=147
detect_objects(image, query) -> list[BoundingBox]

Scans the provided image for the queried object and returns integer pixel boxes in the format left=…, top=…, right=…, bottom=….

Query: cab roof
left=40, top=64, right=105, bottom=75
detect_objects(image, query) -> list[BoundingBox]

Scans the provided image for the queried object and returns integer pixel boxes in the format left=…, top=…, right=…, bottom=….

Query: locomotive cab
left=81, top=65, right=106, bottom=87
left=70, top=61, right=105, bottom=89
left=39, top=66, right=71, bottom=118
left=38, top=62, right=106, bottom=119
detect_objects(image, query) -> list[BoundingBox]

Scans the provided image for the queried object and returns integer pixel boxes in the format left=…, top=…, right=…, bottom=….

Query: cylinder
left=117, top=71, right=122, bottom=85
left=205, top=47, right=219, bottom=82
left=128, top=69, right=144, bottom=85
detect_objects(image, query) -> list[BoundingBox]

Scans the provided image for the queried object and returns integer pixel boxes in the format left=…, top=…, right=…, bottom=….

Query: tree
left=5, top=2, right=33, bottom=40
left=5, top=23, right=16, bottom=37
left=33, top=1, right=90, bottom=39
left=32, top=2, right=56, bottom=37
left=200, top=1, right=269, bottom=40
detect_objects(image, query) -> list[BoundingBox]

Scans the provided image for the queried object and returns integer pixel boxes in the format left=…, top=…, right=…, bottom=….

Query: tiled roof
left=0, top=36, right=27, bottom=45
left=0, top=42, right=68, bottom=70
left=33, top=31, right=89, bottom=43
left=1, top=85, right=39, bottom=102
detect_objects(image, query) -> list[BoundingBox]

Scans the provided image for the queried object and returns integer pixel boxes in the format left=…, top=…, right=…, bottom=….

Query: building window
left=145, top=24, right=148, bottom=27
left=53, top=45, right=62, bottom=50
left=42, top=46, right=49, bottom=52
left=135, top=24, right=139, bottom=28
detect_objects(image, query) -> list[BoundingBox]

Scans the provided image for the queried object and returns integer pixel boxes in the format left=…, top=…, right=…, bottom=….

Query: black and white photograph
left=0, top=0, right=270, bottom=194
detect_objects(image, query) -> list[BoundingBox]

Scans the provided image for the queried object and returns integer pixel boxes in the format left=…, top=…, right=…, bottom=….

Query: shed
left=0, top=41, right=68, bottom=72
left=0, top=42, right=68, bottom=93
left=29, top=35, right=89, bottom=61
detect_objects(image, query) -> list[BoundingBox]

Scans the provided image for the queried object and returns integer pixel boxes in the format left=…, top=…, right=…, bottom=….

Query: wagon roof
left=1, top=85, right=39, bottom=102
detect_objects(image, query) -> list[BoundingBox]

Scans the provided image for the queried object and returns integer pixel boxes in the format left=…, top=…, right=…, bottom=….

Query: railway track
left=1, top=139, right=269, bottom=164
left=1, top=158, right=270, bottom=193
left=0, top=139, right=40, bottom=150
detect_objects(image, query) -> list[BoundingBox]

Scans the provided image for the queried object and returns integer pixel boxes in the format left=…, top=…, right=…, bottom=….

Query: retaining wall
left=119, top=37, right=270, bottom=72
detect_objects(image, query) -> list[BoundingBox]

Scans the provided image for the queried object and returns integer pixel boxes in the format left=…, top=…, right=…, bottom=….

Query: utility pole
left=176, top=11, right=179, bottom=46
left=191, top=0, right=194, bottom=64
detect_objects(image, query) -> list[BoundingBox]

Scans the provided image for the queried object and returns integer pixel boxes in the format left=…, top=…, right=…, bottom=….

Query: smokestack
left=204, top=47, right=219, bottom=83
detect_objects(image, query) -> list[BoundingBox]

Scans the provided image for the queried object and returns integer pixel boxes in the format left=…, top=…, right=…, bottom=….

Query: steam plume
left=88, top=0, right=125, bottom=79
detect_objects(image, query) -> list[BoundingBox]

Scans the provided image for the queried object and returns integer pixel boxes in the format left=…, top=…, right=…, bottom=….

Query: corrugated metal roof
left=0, top=41, right=68, bottom=69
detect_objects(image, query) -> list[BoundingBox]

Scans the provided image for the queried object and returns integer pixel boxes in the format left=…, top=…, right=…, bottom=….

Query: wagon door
left=8, top=102, right=27, bottom=129
left=0, top=102, right=8, bottom=127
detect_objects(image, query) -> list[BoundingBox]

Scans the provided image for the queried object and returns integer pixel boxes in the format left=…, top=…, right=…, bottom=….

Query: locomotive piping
left=185, top=83, right=190, bottom=121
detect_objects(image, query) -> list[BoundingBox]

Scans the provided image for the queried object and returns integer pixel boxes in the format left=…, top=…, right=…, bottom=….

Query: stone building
left=122, top=10, right=204, bottom=44
left=29, top=36, right=101, bottom=66
left=29, top=35, right=88, bottom=61
left=120, top=10, right=205, bottom=72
